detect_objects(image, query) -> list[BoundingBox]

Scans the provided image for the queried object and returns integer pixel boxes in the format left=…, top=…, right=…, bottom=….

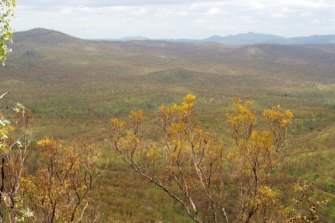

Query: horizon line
left=14, top=27, right=335, bottom=41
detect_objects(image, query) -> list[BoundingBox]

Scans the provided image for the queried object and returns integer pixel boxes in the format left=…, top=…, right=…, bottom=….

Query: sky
left=14, top=0, right=335, bottom=39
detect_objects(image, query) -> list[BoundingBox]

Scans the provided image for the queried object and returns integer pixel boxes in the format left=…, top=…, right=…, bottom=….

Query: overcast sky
left=14, top=0, right=335, bottom=39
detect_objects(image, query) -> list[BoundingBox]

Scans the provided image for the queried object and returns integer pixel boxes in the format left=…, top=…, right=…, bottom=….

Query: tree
left=0, top=103, right=32, bottom=223
left=110, top=94, right=293, bottom=223
left=288, top=180, right=328, bottom=223
left=22, top=138, right=100, bottom=223
left=0, top=0, right=16, bottom=64
left=0, top=103, right=99, bottom=223
left=0, top=3, right=31, bottom=221
left=227, top=99, right=293, bottom=223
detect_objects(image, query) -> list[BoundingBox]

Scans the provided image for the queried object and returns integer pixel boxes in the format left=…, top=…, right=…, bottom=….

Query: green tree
left=0, top=0, right=16, bottom=64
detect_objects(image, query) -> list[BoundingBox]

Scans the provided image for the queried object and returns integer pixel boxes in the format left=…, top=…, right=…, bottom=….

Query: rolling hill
left=1, top=28, right=335, bottom=222
left=14, top=28, right=83, bottom=45
left=3, top=28, right=335, bottom=137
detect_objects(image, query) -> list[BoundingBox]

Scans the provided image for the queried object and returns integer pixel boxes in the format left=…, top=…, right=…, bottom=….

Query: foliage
left=0, top=0, right=16, bottom=64
left=0, top=103, right=32, bottom=222
left=22, top=138, right=100, bottom=223
left=288, top=180, right=328, bottom=223
left=0, top=101, right=99, bottom=223
left=3, top=29, right=335, bottom=221
left=110, top=94, right=294, bottom=223
left=227, top=99, right=293, bottom=222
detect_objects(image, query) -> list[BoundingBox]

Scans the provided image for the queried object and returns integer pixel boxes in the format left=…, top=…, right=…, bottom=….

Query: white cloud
left=276, top=0, right=329, bottom=9
left=14, top=0, right=335, bottom=39
left=206, top=7, right=220, bottom=16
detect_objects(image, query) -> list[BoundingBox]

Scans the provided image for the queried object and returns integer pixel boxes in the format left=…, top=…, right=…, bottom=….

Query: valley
left=1, top=28, right=335, bottom=221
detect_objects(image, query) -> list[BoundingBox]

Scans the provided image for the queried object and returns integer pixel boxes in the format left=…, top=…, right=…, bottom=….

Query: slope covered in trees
left=1, top=29, right=335, bottom=222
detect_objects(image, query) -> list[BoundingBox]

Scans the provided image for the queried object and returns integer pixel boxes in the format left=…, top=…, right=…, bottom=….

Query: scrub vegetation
left=1, top=28, right=335, bottom=222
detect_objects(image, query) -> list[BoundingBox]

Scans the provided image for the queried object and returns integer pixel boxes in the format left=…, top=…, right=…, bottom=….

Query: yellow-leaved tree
left=110, top=94, right=295, bottom=223
left=21, top=139, right=100, bottom=223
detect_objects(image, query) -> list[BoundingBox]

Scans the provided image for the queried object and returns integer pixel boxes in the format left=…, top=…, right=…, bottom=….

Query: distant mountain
left=118, top=32, right=335, bottom=45
left=120, top=36, right=150, bottom=41
left=201, top=32, right=335, bottom=45
left=204, top=32, right=285, bottom=45
left=286, top=35, right=335, bottom=44
left=13, top=28, right=335, bottom=47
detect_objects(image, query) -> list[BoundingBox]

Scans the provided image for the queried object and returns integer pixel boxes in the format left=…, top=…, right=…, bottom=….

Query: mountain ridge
left=14, top=28, right=335, bottom=45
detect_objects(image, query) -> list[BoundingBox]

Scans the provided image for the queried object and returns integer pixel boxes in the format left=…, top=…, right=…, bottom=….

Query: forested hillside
left=1, top=28, right=335, bottom=222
